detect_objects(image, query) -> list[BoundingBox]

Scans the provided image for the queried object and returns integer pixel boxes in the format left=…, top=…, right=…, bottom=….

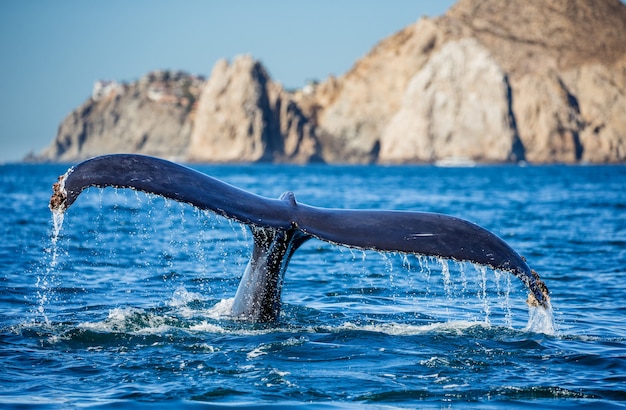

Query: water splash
left=525, top=304, right=556, bottom=335
left=36, top=208, right=66, bottom=326
left=476, top=265, right=491, bottom=324
left=440, top=259, right=452, bottom=297
left=388, top=254, right=558, bottom=333
left=51, top=208, right=65, bottom=243
left=494, top=270, right=513, bottom=327
left=41, top=178, right=556, bottom=335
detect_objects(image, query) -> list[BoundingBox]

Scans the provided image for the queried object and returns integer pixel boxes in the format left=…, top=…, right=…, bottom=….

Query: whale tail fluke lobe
left=51, top=154, right=550, bottom=322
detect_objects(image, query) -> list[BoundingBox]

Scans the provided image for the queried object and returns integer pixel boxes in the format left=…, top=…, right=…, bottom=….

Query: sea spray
left=494, top=270, right=513, bottom=327
left=40, top=163, right=554, bottom=334
left=440, top=259, right=452, bottom=298
left=35, top=169, right=72, bottom=326
left=36, top=208, right=65, bottom=326
left=525, top=303, right=556, bottom=335
left=476, top=265, right=491, bottom=324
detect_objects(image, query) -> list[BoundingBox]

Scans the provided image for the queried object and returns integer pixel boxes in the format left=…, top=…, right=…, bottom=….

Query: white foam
left=329, top=320, right=490, bottom=336
left=246, top=337, right=307, bottom=360
left=247, top=346, right=267, bottom=359
left=188, top=321, right=230, bottom=333
left=205, top=297, right=235, bottom=319
left=78, top=307, right=175, bottom=334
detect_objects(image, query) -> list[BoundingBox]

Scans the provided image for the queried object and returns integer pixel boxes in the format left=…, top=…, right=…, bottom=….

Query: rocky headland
left=35, top=0, right=626, bottom=164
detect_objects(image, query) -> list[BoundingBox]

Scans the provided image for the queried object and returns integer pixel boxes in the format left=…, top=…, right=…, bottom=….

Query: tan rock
left=445, top=0, right=626, bottom=77
left=315, top=17, right=443, bottom=163
left=188, top=55, right=320, bottom=163
left=188, top=56, right=272, bottom=162
left=374, top=0, right=626, bottom=164
left=510, top=70, right=585, bottom=163
left=36, top=0, right=626, bottom=165
left=444, top=0, right=626, bottom=163
left=561, top=58, right=626, bottom=163
left=37, top=71, right=200, bottom=162
left=380, top=39, right=519, bottom=163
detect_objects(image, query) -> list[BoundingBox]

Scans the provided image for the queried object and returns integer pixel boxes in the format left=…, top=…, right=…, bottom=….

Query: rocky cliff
left=188, top=56, right=321, bottom=163
left=37, top=70, right=204, bottom=162
left=316, top=0, right=626, bottom=164
left=36, top=0, right=626, bottom=164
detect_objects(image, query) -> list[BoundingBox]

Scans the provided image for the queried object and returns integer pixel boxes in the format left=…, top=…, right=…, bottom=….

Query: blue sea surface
left=1, top=163, right=625, bottom=409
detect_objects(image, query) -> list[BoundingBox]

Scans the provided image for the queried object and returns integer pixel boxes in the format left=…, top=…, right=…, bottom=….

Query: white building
left=92, top=80, right=124, bottom=101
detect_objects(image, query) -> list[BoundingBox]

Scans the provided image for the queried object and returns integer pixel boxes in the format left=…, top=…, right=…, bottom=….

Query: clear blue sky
left=0, top=0, right=455, bottom=163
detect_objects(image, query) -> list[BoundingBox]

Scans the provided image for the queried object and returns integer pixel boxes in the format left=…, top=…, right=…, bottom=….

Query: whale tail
left=51, top=154, right=550, bottom=322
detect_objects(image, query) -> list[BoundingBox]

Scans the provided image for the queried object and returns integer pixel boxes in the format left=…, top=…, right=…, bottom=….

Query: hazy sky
left=0, top=1, right=455, bottom=163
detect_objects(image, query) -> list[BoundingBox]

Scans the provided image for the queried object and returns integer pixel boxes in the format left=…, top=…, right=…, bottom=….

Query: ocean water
left=1, top=163, right=625, bottom=409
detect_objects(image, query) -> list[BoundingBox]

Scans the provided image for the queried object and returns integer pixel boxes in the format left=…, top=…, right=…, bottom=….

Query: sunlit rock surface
left=36, top=0, right=626, bottom=164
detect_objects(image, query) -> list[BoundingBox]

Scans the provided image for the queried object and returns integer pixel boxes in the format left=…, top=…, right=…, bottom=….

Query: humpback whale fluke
left=50, top=154, right=550, bottom=322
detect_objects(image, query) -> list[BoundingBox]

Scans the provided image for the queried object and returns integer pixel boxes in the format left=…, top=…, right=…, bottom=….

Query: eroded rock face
left=188, top=56, right=320, bottom=163
left=560, top=58, right=626, bottom=163
left=36, top=0, right=626, bottom=164
left=436, top=0, right=626, bottom=163
left=305, top=0, right=626, bottom=164
left=510, top=70, right=585, bottom=163
left=188, top=57, right=273, bottom=162
left=269, top=83, right=321, bottom=163
left=314, top=18, right=444, bottom=163
left=379, top=39, right=521, bottom=163
left=444, top=0, right=626, bottom=76
left=37, top=71, right=202, bottom=162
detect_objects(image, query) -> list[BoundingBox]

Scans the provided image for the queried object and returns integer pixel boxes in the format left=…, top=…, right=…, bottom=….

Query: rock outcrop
left=188, top=56, right=320, bottom=163
left=37, top=71, right=204, bottom=162
left=379, top=38, right=522, bottom=163
left=310, top=17, right=444, bottom=163
left=440, top=0, right=626, bottom=163
left=35, top=0, right=626, bottom=164
left=313, top=0, right=626, bottom=164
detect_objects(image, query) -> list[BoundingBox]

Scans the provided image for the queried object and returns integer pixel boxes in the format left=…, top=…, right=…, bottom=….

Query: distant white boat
left=434, top=157, right=477, bottom=167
